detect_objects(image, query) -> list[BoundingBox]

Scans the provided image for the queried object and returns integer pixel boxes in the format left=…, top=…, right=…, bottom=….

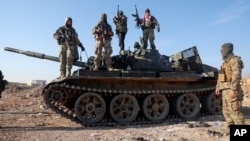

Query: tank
left=4, top=45, right=222, bottom=127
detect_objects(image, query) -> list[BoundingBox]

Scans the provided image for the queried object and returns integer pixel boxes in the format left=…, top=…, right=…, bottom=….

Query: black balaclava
left=221, top=42, right=234, bottom=60
left=101, top=13, right=107, bottom=23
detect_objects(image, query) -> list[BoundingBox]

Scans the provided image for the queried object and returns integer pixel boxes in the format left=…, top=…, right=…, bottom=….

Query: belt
left=143, top=27, right=153, bottom=29
left=61, top=42, right=75, bottom=45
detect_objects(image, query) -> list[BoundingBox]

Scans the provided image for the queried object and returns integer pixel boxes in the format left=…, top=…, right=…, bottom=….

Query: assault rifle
left=116, top=5, right=119, bottom=18
left=113, top=5, right=120, bottom=35
left=99, top=23, right=107, bottom=42
left=132, top=5, right=142, bottom=29
left=59, top=28, right=71, bottom=48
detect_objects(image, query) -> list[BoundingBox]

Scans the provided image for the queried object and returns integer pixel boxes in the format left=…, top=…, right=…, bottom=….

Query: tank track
left=43, top=83, right=216, bottom=127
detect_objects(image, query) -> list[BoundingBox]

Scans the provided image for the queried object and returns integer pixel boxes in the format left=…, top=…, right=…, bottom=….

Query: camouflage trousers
left=142, top=28, right=156, bottom=49
left=59, top=44, right=76, bottom=76
left=94, top=39, right=113, bottom=70
left=222, top=89, right=245, bottom=127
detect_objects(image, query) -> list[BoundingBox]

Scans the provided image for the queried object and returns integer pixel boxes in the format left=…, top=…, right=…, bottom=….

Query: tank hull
left=42, top=70, right=221, bottom=126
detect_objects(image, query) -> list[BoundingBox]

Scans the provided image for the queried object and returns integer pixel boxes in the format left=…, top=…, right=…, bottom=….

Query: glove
left=157, top=26, right=160, bottom=32
left=78, top=43, right=85, bottom=51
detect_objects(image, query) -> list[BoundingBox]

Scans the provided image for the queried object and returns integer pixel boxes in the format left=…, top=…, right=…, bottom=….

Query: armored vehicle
left=4, top=45, right=221, bottom=126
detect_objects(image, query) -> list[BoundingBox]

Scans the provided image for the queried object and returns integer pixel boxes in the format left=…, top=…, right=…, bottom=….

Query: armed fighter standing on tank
left=92, top=13, right=114, bottom=71
left=113, top=5, right=128, bottom=54
left=132, top=6, right=160, bottom=49
left=53, top=17, right=85, bottom=78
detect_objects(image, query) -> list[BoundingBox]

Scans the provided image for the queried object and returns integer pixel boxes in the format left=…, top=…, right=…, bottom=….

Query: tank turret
left=4, top=47, right=87, bottom=68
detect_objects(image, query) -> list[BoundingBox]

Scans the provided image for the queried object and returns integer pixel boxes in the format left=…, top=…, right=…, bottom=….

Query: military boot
left=93, top=66, right=99, bottom=71
left=66, top=69, right=71, bottom=77
left=57, top=71, right=66, bottom=79
left=106, top=61, right=113, bottom=71
left=93, top=63, right=99, bottom=71
left=119, top=50, right=125, bottom=55
left=106, top=65, right=113, bottom=71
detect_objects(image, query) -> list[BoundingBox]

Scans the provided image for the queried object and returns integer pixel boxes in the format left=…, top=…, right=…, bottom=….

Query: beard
left=66, top=23, right=72, bottom=28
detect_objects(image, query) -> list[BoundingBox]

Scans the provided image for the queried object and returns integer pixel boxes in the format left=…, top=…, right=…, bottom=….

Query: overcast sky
left=1, top=0, right=250, bottom=83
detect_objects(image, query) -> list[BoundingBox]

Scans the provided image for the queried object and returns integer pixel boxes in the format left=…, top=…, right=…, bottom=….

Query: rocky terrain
left=0, top=81, right=250, bottom=141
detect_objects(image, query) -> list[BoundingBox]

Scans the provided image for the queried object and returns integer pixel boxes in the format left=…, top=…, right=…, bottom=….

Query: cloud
left=213, top=0, right=250, bottom=25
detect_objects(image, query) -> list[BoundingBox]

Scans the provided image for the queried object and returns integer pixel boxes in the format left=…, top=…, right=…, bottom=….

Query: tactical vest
left=218, top=55, right=244, bottom=82
left=58, top=26, right=77, bottom=45
left=57, top=26, right=80, bottom=61
left=95, top=22, right=113, bottom=40
left=143, top=16, right=156, bottom=29
left=116, top=16, right=127, bottom=33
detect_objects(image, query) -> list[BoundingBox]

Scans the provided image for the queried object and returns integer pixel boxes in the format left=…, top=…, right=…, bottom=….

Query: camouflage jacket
left=93, top=21, right=114, bottom=40
left=53, top=26, right=81, bottom=45
left=142, top=15, right=159, bottom=29
left=113, top=15, right=128, bottom=33
left=216, top=54, right=244, bottom=90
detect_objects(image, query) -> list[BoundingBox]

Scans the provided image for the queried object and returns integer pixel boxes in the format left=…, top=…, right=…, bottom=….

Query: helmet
left=145, top=8, right=150, bottom=13
left=221, top=42, right=234, bottom=60
left=118, top=10, right=124, bottom=16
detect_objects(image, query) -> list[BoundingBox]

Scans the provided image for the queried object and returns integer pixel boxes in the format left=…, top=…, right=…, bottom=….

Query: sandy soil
left=0, top=83, right=250, bottom=141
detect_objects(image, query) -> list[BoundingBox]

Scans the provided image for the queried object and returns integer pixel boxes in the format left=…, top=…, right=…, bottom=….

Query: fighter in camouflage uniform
left=113, top=10, right=128, bottom=53
left=215, top=43, right=245, bottom=136
left=139, top=8, right=160, bottom=50
left=92, top=13, right=114, bottom=71
left=53, top=17, right=85, bottom=78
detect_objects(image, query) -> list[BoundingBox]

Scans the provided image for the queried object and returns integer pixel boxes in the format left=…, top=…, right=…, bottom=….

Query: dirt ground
left=0, top=83, right=250, bottom=141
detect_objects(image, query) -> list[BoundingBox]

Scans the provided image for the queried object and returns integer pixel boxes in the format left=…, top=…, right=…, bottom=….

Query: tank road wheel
left=143, top=94, right=169, bottom=121
left=74, top=92, right=106, bottom=125
left=175, top=93, right=200, bottom=119
left=203, top=92, right=222, bottom=115
left=110, top=94, right=139, bottom=124
left=45, top=86, right=68, bottom=105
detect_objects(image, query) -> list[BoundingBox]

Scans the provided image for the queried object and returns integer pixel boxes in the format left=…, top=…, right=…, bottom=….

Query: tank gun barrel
left=4, top=47, right=86, bottom=68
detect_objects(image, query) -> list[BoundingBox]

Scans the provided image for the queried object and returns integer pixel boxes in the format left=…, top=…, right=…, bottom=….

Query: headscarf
left=144, top=13, right=151, bottom=21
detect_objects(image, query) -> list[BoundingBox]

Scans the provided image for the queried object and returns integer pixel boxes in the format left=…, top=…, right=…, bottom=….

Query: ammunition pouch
left=218, top=73, right=225, bottom=82
left=217, top=82, right=230, bottom=90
